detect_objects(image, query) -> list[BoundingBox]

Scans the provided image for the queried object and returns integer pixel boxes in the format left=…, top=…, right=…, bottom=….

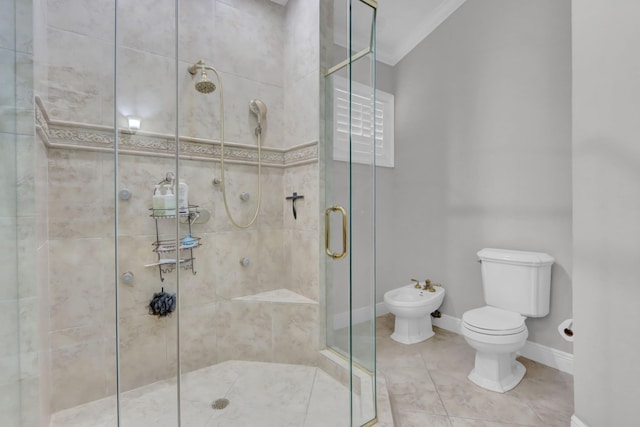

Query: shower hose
left=207, top=67, right=262, bottom=229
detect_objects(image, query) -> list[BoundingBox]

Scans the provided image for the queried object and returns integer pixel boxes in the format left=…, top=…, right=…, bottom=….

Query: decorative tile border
left=35, top=97, right=318, bottom=168
left=285, top=142, right=319, bottom=166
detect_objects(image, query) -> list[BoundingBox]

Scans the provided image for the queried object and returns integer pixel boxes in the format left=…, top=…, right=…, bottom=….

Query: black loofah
left=148, top=290, right=176, bottom=317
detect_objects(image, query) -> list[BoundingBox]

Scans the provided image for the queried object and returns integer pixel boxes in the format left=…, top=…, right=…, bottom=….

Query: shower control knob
left=212, top=177, right=221, bottom=185
left=240, top=257, right=250, bottom=267
left=240, top=192, right=250, bottom=201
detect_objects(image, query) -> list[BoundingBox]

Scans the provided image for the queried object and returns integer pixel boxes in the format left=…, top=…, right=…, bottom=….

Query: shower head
left=188, top=60, right=216, bottom=94
left=249, top=99, right=267, bottom=125
left=195, top=69, right=216, bottom=94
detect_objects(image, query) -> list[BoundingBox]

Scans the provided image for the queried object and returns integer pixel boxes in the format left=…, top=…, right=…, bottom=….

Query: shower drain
left=211, top=398, right=230, bottom=410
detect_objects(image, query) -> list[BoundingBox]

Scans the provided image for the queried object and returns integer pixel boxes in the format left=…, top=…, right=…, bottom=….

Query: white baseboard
left=345, top=306, right=574, bottom=374
left=432, top=313, right=462, bottom=333
left=376, top=302, right=388, bottom=317
left=571, top=415, right=589, bottom=427
left=333, top=304, right=387, bottom=330
left=520, top=339, right=574, bottom=375
left=386, top=312, right=574, bottom=375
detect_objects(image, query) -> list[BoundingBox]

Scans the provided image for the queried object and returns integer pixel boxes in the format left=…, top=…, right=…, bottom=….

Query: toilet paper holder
left=563, top=325, right=573, bottom=337
left=558, top=319, right=574, bottom=342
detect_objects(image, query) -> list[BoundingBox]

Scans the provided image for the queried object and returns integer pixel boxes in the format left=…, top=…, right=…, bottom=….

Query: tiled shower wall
left=1, top=0, right=51, bottom=425
left=45, top=147, right=306, bottom=411
left=40, top=0, right=322, bottom=413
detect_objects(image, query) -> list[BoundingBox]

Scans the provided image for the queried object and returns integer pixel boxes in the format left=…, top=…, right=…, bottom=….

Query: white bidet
left=384, top=284, right=445, bottom=344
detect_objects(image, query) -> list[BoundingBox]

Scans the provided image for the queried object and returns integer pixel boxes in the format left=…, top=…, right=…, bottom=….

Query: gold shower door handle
left=325, top=205, right=348, bottom=259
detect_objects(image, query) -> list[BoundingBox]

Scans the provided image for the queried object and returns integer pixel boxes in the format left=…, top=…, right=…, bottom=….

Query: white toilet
left=461, top=248, right=554, bottom=393
left=384, top=283, right=445, bottom=344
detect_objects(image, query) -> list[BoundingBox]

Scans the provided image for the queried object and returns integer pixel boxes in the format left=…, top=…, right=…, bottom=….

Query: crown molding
left=389, top=0, right=467, bottom=66
left=335, top=0, right=467, bottom=66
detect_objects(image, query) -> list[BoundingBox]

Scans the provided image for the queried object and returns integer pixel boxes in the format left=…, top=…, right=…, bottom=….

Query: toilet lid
left=462, top=306, right=526, bottom=335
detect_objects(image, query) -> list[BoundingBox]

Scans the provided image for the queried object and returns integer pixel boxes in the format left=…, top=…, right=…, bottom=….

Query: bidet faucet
left=423, top=279, right=442, bottom=292
left=412, top=278, right=443, bottom=291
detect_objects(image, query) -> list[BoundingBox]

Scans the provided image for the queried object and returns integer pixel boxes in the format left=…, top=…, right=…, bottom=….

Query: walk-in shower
left=4, top=0, right=379, bottom=425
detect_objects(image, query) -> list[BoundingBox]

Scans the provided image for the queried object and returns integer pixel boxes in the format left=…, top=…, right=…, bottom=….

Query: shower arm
left=188, top=60, right=218, bottom=76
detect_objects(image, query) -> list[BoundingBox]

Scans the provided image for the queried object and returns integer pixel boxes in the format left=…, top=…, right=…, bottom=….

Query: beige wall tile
left=284, top=70, right=319, bottom=148
left=48, top=149, right=112, bottom=239
left=118, top=314, right=175, bottom=392
left=50, top=339, right=108, bottom=411
left=272, top=302, right=319, bottom=365
left=114, top=48, right=176, bottom=135
left=17, top=217, right=38, bottom=299
left=286, top=229, right=320, bottom=301
left=113, top=154, right=174, bottom=238
left=215, top=299, right=273, bottom=363
left=283, top=163, right=319, bottom=232
left=210, top=1, right=284, bottom=88
left=46, top=0, right=114, bottom=40
left=0, top=300, right=19, bottom=362
left=0, top=382, right=20, bottom=426
left=49, top=238, right=109, bottom=331
left=178, top=303, right=218, bottom=373
left=0, top=217, right=18, bottom=300
left=119, top=0, right=175, bottom=57
left=16, top=135, right=36, bottom=216
left=0, top=134, right=17, bottom=218
left=214, top=230, right=265, bottom=299
left=18, top=297, right=38, bottom=355
left=20, top=377, right=41, bottom=426
left=45, top=28, right=109, bottom=124
left=0, top=2, right=14, bottom=50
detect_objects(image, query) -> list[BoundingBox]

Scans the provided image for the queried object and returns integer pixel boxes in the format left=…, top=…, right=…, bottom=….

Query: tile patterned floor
left=50, top=361, right=359, bottom=427
left=376, top=314, right=574, bottom=427
left=50, top=316, right=573, bottom=427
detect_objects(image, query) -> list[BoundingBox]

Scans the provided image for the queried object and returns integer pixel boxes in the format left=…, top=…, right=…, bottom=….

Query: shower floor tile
left=50, top=361, right=357, bottom=427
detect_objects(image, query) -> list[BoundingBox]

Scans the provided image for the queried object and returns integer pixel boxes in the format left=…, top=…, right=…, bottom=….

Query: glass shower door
left=323, top=0, right=377, bottom=425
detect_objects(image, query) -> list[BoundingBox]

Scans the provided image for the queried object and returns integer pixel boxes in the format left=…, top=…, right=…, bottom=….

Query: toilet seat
left=462, top=306, right=526, bottom=336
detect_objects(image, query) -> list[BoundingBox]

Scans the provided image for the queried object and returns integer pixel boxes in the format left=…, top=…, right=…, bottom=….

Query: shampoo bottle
left=152, top=185, right=164, bottom=216
left=178, top=180, right=189, bottom=214
left=163, top=184, right=176, bottom=216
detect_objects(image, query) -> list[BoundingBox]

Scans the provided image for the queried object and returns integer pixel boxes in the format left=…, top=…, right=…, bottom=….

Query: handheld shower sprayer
left=249, top=99, right=267, bottom=135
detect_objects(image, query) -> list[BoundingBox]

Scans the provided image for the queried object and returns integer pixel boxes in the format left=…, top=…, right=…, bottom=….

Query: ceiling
left=372, top=0, right=467, bottom=65
left=270, top=0, right=466, bottom=66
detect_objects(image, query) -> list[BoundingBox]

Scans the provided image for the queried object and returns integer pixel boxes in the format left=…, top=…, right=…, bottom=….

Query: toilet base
left=468, top=352, right=525, bottom=393
left=390, top=315, right=435, bottom=344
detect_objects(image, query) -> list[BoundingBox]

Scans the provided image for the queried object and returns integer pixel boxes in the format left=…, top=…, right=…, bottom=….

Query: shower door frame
left=322, top=0, right=378, bottom=425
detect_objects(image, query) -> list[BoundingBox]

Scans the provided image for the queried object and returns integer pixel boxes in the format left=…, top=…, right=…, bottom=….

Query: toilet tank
left=477, top=248, right=555, bottom=317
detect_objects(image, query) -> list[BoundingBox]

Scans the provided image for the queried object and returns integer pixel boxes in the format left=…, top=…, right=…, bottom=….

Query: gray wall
left=378, top=0, right=573, bottom=352
left=573, top=0, right=640, bottom=424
